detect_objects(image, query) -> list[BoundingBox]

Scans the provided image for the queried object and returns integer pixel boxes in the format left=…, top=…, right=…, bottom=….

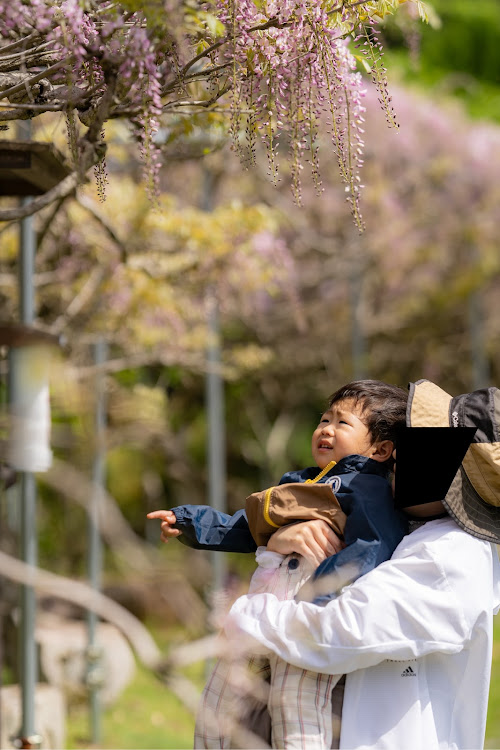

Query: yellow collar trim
left=305, top=460, right=337, bottom=484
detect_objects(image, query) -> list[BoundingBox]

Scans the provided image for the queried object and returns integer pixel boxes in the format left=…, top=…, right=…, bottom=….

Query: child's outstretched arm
left=146, top=510, right=182, bottom=543
left=147, top=505, right=257, bottom=553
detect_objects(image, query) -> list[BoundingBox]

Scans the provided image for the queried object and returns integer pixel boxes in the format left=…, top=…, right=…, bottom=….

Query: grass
left=486, top=614, right=500, bottom=749
left=66, top=652, right=205, bottom=750
left=66, top=622, right=206, bottom=750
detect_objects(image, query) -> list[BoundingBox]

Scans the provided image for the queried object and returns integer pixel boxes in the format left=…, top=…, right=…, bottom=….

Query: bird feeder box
left=0, top=140, right=71, bottom=196
left=0, top=323, right=62, bottom=473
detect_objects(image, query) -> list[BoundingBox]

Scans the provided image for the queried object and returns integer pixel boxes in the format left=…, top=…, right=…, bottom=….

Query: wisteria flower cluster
left=0, top=0, right=424, bottom=225
left=215, top=0, right=374, bottom=224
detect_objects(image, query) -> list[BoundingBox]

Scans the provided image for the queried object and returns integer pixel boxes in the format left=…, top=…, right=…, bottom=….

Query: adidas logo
left=401, top=666, right=416, bottom=677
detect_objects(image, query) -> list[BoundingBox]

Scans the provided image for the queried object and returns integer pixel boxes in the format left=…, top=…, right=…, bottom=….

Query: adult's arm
left=225, top=521, right=494, bottom=674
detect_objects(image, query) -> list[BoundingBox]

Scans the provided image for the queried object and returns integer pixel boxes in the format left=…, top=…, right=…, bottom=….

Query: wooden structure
left=0, top=141, right=70, bottom=196
left=0, top=323, right=62, bottom=349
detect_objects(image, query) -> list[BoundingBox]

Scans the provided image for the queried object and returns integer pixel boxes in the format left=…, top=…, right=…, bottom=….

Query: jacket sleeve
left=224, top=529, right=485, bottom=675
left=172, top=505, right=257, bottom=552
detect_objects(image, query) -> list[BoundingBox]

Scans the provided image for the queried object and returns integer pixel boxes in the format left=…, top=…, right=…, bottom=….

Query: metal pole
left=18, top=474, right=38, bottom=747
left=205, top=295, right=227, bottom=597
left=201, top=165, right=227, bottom=610
left=19, top=212, right=35, bottom=325
left=86, top=338, right=107, bottom=744
left=14, top=119, right=42, bottom=746
left=469, top=290, right=489, bottom=390
left=349, top=258, right=365, bottom=381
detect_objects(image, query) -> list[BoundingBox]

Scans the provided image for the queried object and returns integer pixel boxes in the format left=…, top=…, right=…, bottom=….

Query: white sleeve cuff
left=255, top=546, right=285, bottom=569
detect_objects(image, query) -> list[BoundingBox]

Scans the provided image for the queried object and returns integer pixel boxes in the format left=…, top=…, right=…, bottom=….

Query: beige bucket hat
left=408, top=379, right=500, bottom=545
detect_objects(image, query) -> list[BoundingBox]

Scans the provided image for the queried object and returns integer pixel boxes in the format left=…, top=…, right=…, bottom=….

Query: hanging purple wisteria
left=0, top=0, right=425, bottom=226
left=216, top=0, right=374, bottom=226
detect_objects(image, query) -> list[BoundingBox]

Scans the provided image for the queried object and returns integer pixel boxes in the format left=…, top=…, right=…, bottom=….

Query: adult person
left=224, top=379, right=500, bottom=749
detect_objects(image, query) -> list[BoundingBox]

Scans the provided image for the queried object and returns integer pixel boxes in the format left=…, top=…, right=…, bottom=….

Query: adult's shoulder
left=395, top=516, right=492, bottom=559
left=392, top=517, right=498, bottom=617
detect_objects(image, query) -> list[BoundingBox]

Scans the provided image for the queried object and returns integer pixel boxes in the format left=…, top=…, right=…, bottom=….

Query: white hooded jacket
left=225, top=518, right=500, bottom=749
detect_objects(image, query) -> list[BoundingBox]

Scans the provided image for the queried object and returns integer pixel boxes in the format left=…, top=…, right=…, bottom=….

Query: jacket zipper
left=305, top=460, right=337, bottom=484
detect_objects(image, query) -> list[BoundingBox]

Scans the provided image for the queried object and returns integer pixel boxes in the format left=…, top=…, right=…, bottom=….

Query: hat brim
left=408, top=380, right=452, bottom=428
left=443, top=467, right=500, bottom=545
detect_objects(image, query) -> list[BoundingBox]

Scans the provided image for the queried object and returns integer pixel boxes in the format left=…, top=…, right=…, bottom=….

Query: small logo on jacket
left=325, top=476, right=342, bottom=493
left=401, top=666, right=416, bottom=677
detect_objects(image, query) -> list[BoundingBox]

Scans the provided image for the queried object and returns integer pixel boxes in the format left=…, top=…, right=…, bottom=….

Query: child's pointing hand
left=146, top=509, right=183, bottom=543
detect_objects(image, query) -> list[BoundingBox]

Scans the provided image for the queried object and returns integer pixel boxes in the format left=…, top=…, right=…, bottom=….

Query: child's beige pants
left=194, top=551, right=342, bottom=750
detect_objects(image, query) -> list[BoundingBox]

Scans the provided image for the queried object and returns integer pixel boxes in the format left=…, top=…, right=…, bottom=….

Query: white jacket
left=225, top=518, right=500, bottom=749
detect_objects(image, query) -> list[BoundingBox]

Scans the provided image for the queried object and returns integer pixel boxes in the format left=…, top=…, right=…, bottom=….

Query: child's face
left=311, top=399, right=376, bottom=469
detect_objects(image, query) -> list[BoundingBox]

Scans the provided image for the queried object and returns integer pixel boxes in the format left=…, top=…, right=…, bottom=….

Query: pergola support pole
left=205, top=295, right=227, bottom=598
left=86, top=338, right=107, bottom=744
left=201, top=165, right=227, bottom=625
left=14, top=190, right=42, bottom=749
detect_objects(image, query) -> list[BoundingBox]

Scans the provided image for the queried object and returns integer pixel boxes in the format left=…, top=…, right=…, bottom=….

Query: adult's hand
left=267, top=519, right=344, bottom=567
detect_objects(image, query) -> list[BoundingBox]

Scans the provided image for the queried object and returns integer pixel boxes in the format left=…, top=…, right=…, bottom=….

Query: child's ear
left=370, top=440, right=394, bottom=463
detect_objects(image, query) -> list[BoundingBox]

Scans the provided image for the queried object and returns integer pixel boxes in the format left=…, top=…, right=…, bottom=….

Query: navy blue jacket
left=172, top=455, right=408, bottom=604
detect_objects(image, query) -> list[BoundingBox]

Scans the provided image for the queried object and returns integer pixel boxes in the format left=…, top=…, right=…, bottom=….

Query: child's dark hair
left=328, top=380, right=408, bottom=466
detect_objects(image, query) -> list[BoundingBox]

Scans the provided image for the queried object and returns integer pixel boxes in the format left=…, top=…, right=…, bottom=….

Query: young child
left=148, top=380, right=409, bottom=749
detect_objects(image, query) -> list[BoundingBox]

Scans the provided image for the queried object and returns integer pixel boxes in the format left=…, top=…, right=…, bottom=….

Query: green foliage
left=36, top=489, right=89, bottom=575
left=383, top=0, right=500, bottom=122
left=421, top=0, right=500, bottom=84
left=107, top=448, right=147, bottom=507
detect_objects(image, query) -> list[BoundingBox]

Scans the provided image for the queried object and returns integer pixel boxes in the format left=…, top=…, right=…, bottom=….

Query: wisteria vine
left=0, top=0, right=424, bottom=226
